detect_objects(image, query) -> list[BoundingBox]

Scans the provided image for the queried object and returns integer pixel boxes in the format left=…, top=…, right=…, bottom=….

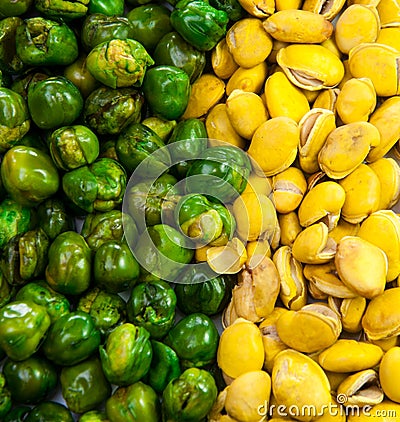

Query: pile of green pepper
left=0, top=0, right=248, bottom=420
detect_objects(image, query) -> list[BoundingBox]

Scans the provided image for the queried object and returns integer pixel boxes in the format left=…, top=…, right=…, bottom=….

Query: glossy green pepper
left=45, top=231, right=92, bottom=295
left=88, top=0, right=124, bottom=15
left=1, top=146, right=59, bottom=207
left=79, top=410, right=108, bottom=422
left=36, top=0, right=89, bottom=20
left=60, top=357, right=111, bottom=414
left=126, top=173, right=180, bottom=231
left=84, top=86, right=144, bottom=136
left=62, top=158, right=127, bottom=214
left=0, top=228, right=49, bottom=286
left=2, top=355, right=57, bottom=404
left=186, top=145, right=251, bottom=203
left=81, top=210, right=137, bottom=251
left=15, top=281, right=70, bottom=323
left=106, top=381, right=160, bottom=422
left=99, top=323, right=152, bottom=386
left=0, top=198, right=32, bottom=250
left=162, top=367, right=218, bottom=422
left=127, top=4, right=173, bottom=52
left=93, top=240, right=140, bottom=293
left=25, top=401, right=74, bottom=422
left=3, top=405, right=31, bottom=422
left=77, top=287, right=126, bottom=337
left=42, top=311, right=101, bottom=366
left=133, top=224, right=194, bottom=281
left=116, top=122, right=171, bottom=174
left=0, top=300, right=51, bottom=361
left=142, top=65, right=191, bottom=120
left=27, top=76, right=83, bottom=130
left=0, top=373, right=12, bottom=419
left=16, top=17, right=78, bottom=66
left=153, top=32, right=206, bottom=83
left=0, top=270, right=12, bottom=308
left=126, top=279, right=177, bottom=339
left=36, top=197, right=75, bottom=240
left=86, top=39, right=154, bottom=89
left=175, top=266, right=234, bottom=315
left=209, top=0, right=246, bottom=21
left=165, top=313, right=219, bottom=368
left=0, top=17, right=25, bottom=75
left=170, top=0, right=228, bottom=51
left=64, top=54, right=99, bottom=99
left=10, top=69, right=49, bottom=101
left=147, top=340, right=181, bottom=393
left=0, top=88, right=30, bottom=152
left=0, top=0, right=33, bottom=17
left=81, top=14, right=136, bottom=53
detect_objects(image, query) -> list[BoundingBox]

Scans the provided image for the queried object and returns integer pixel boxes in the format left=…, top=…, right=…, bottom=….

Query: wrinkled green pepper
left=45, top=231, right=92, bottom=295
left=0, top=270, right=12, bottom=308
left=0, top=228, right=49, bottom=286
left=25, top=401, right=74, bottom=422
left=142, top=116, right=177, bottom=142
left=106, top=381, right=160, bottom=422
left=126, top=279, right=177, bottom=339
left=0, top=373, right=12, bottom=419
left=165, top=312, right=219, bottom=368
left=2, top=355, right=58, bottom=404
left=16, top=17, right=78, bottom=66
left=153, top=32, right=206, bottom=83
left=10, top=70, right=49, bottom=101
left=142, top=65, right=191, bottom=120
left=42, top=311, right=101, bottom=366
left=86, top=39, right=154, bottom=89
left=162, top=367, right=218, bottom=422
left=170, top=0, right=229, bottom=51
left=175, top=265, right=235, bottom=315
left=0, top=17, right=25, bottom=75
left=77, top=287, right=126, bottom=337
left=0, top=300, right=51, bottom=361
left=99, top=323, right=152, bottom=386
left=35, top=0, right=90, bottom=21
left=60, top=357, right=111, bottom=414
left=15, top=281, right=70, bottom=324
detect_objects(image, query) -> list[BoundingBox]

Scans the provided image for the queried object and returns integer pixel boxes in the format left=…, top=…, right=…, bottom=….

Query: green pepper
left=99, top=323, right=152, bottom=386
left=147, top=340, right=181, bottom=393
left=25, top=401, right=74, bottom=422
left=81, top=14, right=136, bottom=53
left=162, top=367, right=218, bottom=422
left=60, top=357, right=111, bottom=414
left=64, top=54, right=99, bottom=99
left=99, top=139, right=119, bottom=161
left=35, top=0, right=89, bottom=21
left=116, top=122, right=171, bottom=175
left=93, top=240, right=140, bottom=293
left=10, top=70, right=49, bottom=101
left=88, top=0, right=125, bottom=15
left=45, top=231, right=92, bottom=295
left=175, top=266, right=234, bottom=315
left=0, top=0, right=33, bottom=17
left=153, top=32, right=206, bottom=83
left=16, top=17, right=78, bottom=66
left=36, top=197, right=75, bottom=241
left=142, top=65, right=191, bottom=120
left=15, top=281, right=70, bottom=324
left=209, top=0, right=246, bottom=21
left=62, top=158, right=127, bottom=214
left=0, top=228, right=50, bottom=286
left=0, top=270, right=12, bottom=308
left=79, top=410, right=108, bottom=422
left=170, top=0, right=228, bottom=51
left=3, top=405, right=31, bottom=422
left=86, top=39, right=154, bottom=89
left=0, top=373, right=12, bottom=419
left=0, top=198, right=32, bottom=250
left=127, top=4, right=173, bottom=52
left=0, top=300, right=51, bottom=361
left=186, top=145, right=251, bottom=203
left=42, top=311, right=101, bottom=366
left=106, top=381, right=160, bottom=422
left=2, top=355, right=58, bottom=404
left=77, top=287, right=126, bottom=337
left=142, top=116, right=177, bottom=142
left=126, top=279, right=177, bottom=339
left=0, top=88, right=30, bottom=152
left=0, top=17, right=25, bottom=75
left=126, top=173, right=180, bottom=231
left=133, top=224, right=194, bottom=282
left=27, top=76, right=83, bottom=130
left=1, top=146, right=59, bottom=207
left=165, top=313, right=219, bottom=368
left=84, top=86, right=144, bottom=136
